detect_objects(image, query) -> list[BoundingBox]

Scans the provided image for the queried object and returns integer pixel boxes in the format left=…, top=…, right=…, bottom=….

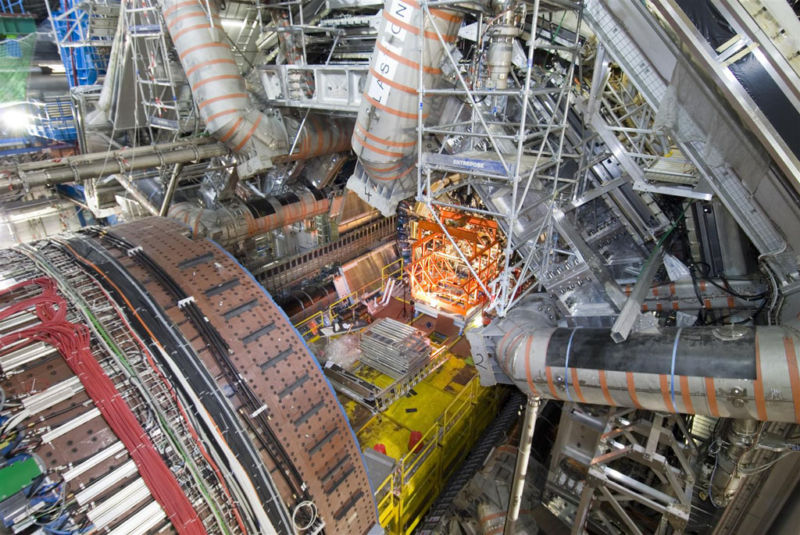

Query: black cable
left=61, top=237, right=294, bottom=532
left=690, top=262, right=767, bottom=301
left=92, top=229, right=310, bottom=501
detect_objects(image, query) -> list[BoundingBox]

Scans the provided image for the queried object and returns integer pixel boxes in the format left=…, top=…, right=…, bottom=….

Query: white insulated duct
left=349, top=0, right=462, bottom=213
left=162, top=0, right=287, bottom=177
left=492, top=325, right=800, bottom=424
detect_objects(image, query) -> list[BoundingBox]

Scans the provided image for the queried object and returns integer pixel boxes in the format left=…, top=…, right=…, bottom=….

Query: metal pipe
left=168, top=188, right=334, bottom=246
left=491, top=324, right=800, bottom=423
left=710, top=418, right=760, bottom=506
left=504, top=396, right=540, bottom=535
left=112, top=174, right=160, bottom=216
left=159, top=164, right=184, bottom=217
left=279, top=116, right=354, bottom=161
left=639, top=278, right=766, bottom=313
left=15, top=140, right=229, bottom=187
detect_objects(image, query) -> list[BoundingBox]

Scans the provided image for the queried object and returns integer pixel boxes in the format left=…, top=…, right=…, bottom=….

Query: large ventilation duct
left=168, top=187, right=333, bottom=246
left=348, top=0, right=463, bottom=215
left=487, top=324, right=800, bottom=423
left=162, top=0, right=288, bottom=177
left=282, top=116, right=354, bottom=161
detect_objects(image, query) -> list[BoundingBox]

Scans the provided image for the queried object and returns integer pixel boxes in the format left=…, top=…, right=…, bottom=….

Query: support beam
left=504, top=396, right=540, bottom=535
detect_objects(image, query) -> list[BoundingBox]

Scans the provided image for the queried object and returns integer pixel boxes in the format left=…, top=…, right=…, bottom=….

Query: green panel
left=0, top=32, right=35, bottom=103
left=0, top=16, right=36, bottom=35
left=0, top=456, right=42, bottom=501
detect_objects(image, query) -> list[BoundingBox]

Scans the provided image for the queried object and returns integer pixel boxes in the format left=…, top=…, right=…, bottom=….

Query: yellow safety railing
left=294, top=258, right=404, bottom=343
left=374, top=377, right=501, bottom=534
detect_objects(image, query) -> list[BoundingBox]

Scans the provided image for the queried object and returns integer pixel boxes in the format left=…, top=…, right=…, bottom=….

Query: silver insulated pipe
left=489, top=324, right=800, bottom=424
left=162, top=0, right=287, bottom=177
left=351, top=0, right=463, bottom=183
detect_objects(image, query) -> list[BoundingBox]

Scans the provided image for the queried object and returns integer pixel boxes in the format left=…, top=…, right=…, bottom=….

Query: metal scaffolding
left=415, top=0, right=589, bottom=318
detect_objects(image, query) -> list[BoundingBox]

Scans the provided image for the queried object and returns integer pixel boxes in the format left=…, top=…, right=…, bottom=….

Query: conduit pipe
left=14, top=139, right=229, bottom=187
left=112, top=174, right=160, bottom=216
left=86, top=6, right=125, bottom=127
left=493, top=325, right=800, bottom=423
left=352, top=0, right=463, bottom=183
left=162, top=0, right=287, bottom=177
left=281, top=116, right=354, bottom=161
left=168, top=187, right=334, bottom=246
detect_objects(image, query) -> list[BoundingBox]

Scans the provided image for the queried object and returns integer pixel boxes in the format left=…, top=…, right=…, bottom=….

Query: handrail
left=294, top=257, right=404, bottom=342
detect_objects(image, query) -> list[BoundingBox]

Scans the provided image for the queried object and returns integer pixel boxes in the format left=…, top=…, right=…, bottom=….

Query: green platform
left=0, top=15, right=35, bottom=36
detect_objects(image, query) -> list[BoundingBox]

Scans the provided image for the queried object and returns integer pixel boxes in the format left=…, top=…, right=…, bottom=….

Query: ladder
left=123, top=0, right=195, bottom=141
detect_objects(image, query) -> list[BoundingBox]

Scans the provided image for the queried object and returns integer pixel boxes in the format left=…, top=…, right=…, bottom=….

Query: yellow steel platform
left=342, top=351, right=502, bottom=534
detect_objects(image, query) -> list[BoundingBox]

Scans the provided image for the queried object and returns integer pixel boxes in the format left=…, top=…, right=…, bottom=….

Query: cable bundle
left=0, top=278, right=206, bottom=535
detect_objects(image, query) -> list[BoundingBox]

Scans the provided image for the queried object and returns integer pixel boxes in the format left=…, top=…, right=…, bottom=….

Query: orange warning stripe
left=369, top=68, right=418, bottom=95
left=364, top=94, right=423, bottom=120
left=355, top=121, right=416, bottom=148
left=783, top=337, right=800, bottom=423
left=680, top=376, right=694, bottom=413
left=545, top=367, right=560, bottom=400
left=626, top=372, right=642, bottom=409
left=205, top=108, right=238, bottom=123
left=705, top=377, right=720, bottom=417
left=599, top=370, right=615, bottom=406
left=504, top=332, right=526, bottom=371
left=186, top=58, right=237, bottom=77
left=172, top=22, right=224, bottom=42
left=219, top=116, right=244, bottom=143
left=523, top=336, right=539, bottom=396
left=233, top=115, right=262, bottom=152
left=192, top=74, right=240, bottom=91
left=382, top=11, right=458, bottom=43
left=179, top=42, right=228, bottom=60
left=754, top=332, right=767, bottom=420
left=353, top=131, right=407, bottom=159
left=570, top=368, right=586, bottom=403
left=163, top=0, right=201, bottom=18
left=659, top=374, right=676, bottom=413
left=376, top=41, right=442, bottom=74
left=495, top=328, right=516, bottom=370
left=401, top=0, right=463, bottom=23
left=166, top=9, right=207, bottom=30
left=371, top=164, right=415, bottom=182
left=198, top=92, right=247, bottom=110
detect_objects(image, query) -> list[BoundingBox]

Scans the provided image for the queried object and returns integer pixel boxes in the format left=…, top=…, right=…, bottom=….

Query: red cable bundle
left=0, top=278, right=206, bottom=534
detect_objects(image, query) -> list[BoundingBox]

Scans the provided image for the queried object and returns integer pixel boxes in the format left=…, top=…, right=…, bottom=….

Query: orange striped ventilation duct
left=475, top=320, right=800, bottom=424
left=349, top=0, right=463, bottom=215
left=162, top=0, right=288, bottom=177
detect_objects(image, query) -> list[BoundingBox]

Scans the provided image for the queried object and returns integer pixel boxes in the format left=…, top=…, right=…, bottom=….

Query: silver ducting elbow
left=348, top=0, right=463, bottom=214
left=162, top=0, right=288, bottom=177
left=489, top=324, right=800, bottom=424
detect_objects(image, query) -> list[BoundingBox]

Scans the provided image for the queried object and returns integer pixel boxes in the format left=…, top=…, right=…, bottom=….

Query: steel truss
left=416, top=0, right=588, bottom=318
left=571, top=409, right=697, bottom=535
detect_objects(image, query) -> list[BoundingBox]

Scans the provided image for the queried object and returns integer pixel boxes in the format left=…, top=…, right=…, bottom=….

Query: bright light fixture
left=0, top=107, right=32, bottom=133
